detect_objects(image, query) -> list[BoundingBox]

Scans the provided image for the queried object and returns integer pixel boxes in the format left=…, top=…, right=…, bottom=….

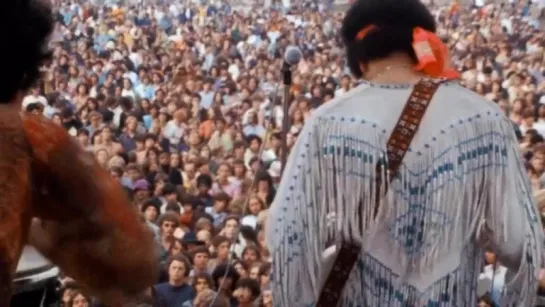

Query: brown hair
left=258, top=262, right=271, bottom=276
left=165, top=254, right=192, bottom=277
left=67, top=290, right=91, bottom=307
left=211, top=235, right=230, bottom=248
left=191, top=246, right=210, bottom=258
left=157, top=212, right=181, bottom=228
left=192, top=272, right=214, bottom=289
left=245, top=195, right=266, bottom=213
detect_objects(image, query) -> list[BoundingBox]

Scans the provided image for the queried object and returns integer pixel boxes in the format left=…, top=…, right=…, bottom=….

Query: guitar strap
left=316, top=78, right=445, bottom=307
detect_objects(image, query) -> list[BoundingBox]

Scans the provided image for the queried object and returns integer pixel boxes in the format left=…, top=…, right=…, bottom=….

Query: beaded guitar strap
left=316, top=78, right=444, bottom=307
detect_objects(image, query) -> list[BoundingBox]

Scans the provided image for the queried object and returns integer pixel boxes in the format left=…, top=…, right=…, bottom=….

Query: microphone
left=282, top=46, right=302, bottom=86
left=280, top=46, right=302, bottom=175
left=283, top=45, right=303, bottom=69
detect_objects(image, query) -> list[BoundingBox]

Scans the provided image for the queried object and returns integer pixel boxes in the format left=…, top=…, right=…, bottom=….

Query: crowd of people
left=21, top=0, right=545, bottom=306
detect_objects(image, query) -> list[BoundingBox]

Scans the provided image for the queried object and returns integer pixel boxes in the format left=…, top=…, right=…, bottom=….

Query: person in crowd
left=154, top=255, right=195, bottom=306
left=477, top=294, right=495, bottom=307
left=212, top=264, right=240, bottom=306
left=67, top=290, right=91, bottom=307
left=232, top=278, right=261, bottom=307
left=190, top=246, right=211, bottom=276
left=157, top=212, right=181, bottom=261
left=182, top=273, right=215, bottom=307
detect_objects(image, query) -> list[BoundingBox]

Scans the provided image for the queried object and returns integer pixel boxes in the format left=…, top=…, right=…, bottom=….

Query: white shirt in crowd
left=163, top=120, right=185, bottom=146
left=22, top=95, right=47, bottom=110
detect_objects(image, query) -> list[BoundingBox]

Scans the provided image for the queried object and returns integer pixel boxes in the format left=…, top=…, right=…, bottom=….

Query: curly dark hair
left=0, top=0, right=54, bottom=102
left=212, top=264, right=240, bottom=293
left=235, top=278, right=261, bottom=300
left=164, top=254, right=192, bottom=277
left=192, top=272, right=215, bottom=289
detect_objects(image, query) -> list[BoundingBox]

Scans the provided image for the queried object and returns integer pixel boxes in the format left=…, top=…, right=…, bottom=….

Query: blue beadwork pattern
left=359, top=254, right=459, bottom=306
left=331, top=244, right=482, bottom=307
left=389, top=204, right=453, bottom=257
left=319, top=115, right=510, bottom=258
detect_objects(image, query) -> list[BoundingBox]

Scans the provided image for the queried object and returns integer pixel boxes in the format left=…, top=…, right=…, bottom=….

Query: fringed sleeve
left=266, top=115, right=325, bottom=306
left=266, top=112, right=383, bottom=306
left=485, top=117, right=545, bottom=306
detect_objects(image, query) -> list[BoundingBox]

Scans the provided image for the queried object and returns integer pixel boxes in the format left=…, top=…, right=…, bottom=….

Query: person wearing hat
left=141, top=198, right=161, bottom=224
left=181, top=231, right=206, bottom=251
left=133, top=178, right=151, bottom=203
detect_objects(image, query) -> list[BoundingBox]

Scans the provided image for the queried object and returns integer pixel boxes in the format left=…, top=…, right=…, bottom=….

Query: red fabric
left=412, top=27, right=460, bottom=80
left=355, top=25, right=459, bottom=80
left=22, top=113, right=158, bottom=305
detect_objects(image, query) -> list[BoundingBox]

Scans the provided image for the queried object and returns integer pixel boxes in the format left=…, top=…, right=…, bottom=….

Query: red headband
left=355, top=25, right=459, bottom=80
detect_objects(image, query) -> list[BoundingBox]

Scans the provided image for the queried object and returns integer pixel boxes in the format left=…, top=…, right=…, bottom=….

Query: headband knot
left=354, top=25, right=459, bottom=80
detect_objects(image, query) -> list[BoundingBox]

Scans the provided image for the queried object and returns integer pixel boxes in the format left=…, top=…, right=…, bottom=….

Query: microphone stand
left=280, top=63, right=292, bottom=176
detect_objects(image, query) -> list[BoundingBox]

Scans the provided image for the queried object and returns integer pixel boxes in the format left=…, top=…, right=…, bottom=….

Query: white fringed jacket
left=266, top=80, right=545, bottom=307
